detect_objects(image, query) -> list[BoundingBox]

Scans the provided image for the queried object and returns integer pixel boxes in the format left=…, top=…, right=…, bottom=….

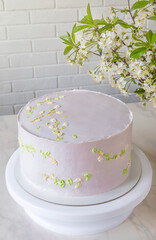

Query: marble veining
left=0, top=102, right=156, bottom=240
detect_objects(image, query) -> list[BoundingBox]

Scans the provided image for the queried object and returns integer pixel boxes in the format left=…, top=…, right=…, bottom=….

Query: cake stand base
left=6, top=145, right=152, bottom=236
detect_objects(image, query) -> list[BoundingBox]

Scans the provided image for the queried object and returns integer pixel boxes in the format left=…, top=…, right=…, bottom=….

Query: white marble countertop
left=0, top=102, right=156, bottom=240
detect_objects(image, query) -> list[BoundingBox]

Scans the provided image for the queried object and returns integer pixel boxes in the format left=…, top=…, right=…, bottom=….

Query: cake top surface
left=18, top=89, right=132, bottom=143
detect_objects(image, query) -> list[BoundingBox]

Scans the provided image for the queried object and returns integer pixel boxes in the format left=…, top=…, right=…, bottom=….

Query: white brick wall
left=0, top=0, right=146, bottom=115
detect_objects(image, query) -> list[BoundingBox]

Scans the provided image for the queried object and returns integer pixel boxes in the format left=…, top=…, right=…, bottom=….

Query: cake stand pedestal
left=5, top=145, right=152, bottom=236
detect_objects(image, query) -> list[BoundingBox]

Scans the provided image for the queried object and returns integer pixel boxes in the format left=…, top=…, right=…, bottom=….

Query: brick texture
left=30, top=9, right=77, bottom=24
left=0, top=0, right=148, bottom=115
left=4, top=0, right=55, bottom=10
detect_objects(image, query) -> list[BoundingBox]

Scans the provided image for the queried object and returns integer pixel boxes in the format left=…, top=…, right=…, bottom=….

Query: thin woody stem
left=127, top=0, right=135, bottom=24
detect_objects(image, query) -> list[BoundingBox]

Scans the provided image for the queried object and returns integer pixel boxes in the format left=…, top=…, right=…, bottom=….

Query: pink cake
left=18, top=89, right=133, bottom=197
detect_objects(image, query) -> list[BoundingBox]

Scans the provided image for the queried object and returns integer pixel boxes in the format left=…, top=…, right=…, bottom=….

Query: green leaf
left=148, top=16, right=156, bottom=20
left=134, top=42, right=148, bottom=47
left=130, top=47, right=147, bottom=58
left=98, top=24, right=112, bottom=33
left=60, top=35, right=68, bottom=42
left=71, top=24, right=76, bottom=42
left=64, top=46, right=73, bottom=55
left=134, top=88, right=145, bottom=94
left=73, top=25, right=91, bottom=33
left=116, top=19, right=132, bottom=28
left=79, top=15, right=93, bottom=25
left=94, top=19, right=107, bottom=25
left=87, top=3, right=93, bottom=23
left=131, top=1, right=150, bottom=11
left=151, top=33, right=156, bottom=44
left=146, top=30, right=153, bottom=44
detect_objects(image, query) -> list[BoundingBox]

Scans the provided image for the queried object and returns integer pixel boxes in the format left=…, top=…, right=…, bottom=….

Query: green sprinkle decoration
left=45, top=114, right=50, bottom=117
left=67, top=178, right=73, bottom=185
left=53, top=180, right=58, bottom=185
left=46, top=122, right=49, bottom=125
left=97, top=150, right=103, bottom=154
left=73, top=134, right=77, bottom=139
left=26, top=116, right=30, bottom=118
left=76, top=182, right=81, bottom=188
left=50, top=109, right=55, bottom=113
left=42, top=153, right=46, bottom=158
left=122, top=168, right=128, bottom=175
left=53, top=130, right=58, bottom=134
left=105, top=153, right=111, bottom=157
left=113, top=154, right=118, bottom=159
left=106, top=157, right=110, bottom=162
left=121, top=149, right=125, bottom=155
left=54, top=97, right=59, bottom=100
left=84, top=173, right=92, bottom=181
left=62, top=126, right=66, bottom=129
left=46, top=152, right=50, bottom=156
left=62, top=116, right=67, bottom=119
left=92, top=148, right=97, bottom=153
left=36, top=126, right=40, bottom=130
left=59, top=179, right=65, bottom=188
left=57, top=137, right=63, bottom=141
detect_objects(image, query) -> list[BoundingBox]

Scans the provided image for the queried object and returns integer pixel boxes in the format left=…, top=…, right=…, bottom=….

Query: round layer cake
left=18, top=89, right=133, bottom=197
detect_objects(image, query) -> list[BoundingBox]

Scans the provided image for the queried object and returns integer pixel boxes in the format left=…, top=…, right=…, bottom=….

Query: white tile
left=0, top=12, right=29, bottom=25
left=0, top=1, right=3, bottom=10
left=113, top=93, right=139, bottom=103
left=0, top=27, right=6, bottom=40
left=7, top=24, right=55, bottom=40
left=14, top=104, right=24, bottom=114
left=0, top=67, right=33, bottom=81
left=56, top=23, right=74, bottom=37
left=0, top=82, right=11, bottom=93
left=0, top=55, right=9, bottom=68
left=12, top=77, right=57, bottom=92
left=79, top=61, right=99, bottom=74
left=10, top=52, right=56, bottom=67
left=104, top=0, right=128, bottom=6
left=0, top=105, right=14, bottom=115
left=35, top=86, right=78, bottom=97
left=79, top=7, right=109, bottom=20
left=0, top=91, right=34, bottom=105
left=0, top=40, right=31, bottom=54
left=34, top=64, right=77, bottom=77
left=58, top=74, right=96, bottom=88
left=30, top=9, right=77, bottom=24
left=4, top=0, right=55, bottom=10
left=32, top=38, right=64, bottom=52
left=56, top=0, right=102, bottom=8
left=79, top=83, right=120, bottom=94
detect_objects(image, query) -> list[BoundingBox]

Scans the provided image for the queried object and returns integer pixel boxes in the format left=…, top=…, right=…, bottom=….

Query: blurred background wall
left=0, top=0, right=152, bottom=115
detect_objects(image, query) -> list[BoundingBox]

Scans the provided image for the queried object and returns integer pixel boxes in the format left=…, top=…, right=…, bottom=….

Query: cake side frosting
left=18, top=90, right=133, bottom=198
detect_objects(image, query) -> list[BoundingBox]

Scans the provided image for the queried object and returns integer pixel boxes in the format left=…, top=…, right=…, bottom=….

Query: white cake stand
left=5, top=145, right=152, bottom=236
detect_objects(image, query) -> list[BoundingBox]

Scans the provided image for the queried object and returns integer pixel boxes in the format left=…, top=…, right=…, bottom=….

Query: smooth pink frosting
left=18, top=89, right=132, bottom=143
left=18, top=90, right=133, bottom=198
